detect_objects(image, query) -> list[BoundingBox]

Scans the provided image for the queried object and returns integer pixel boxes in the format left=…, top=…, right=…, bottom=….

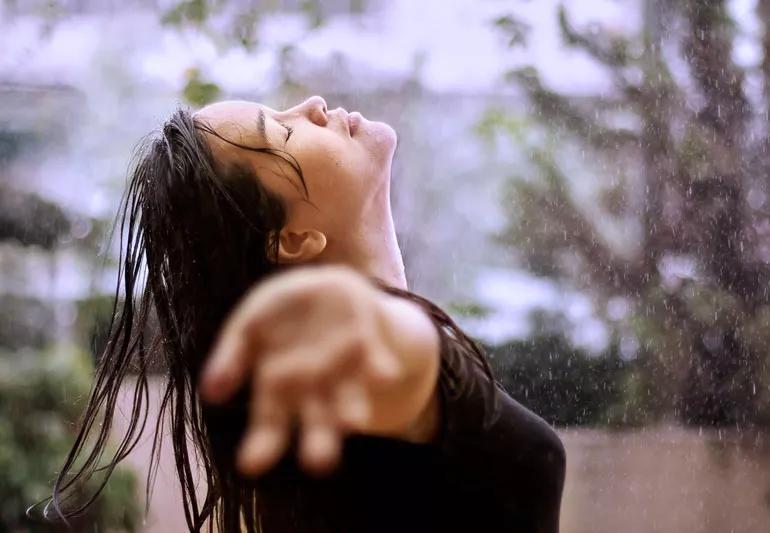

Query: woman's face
left=195, top=96, right=398, bottom=243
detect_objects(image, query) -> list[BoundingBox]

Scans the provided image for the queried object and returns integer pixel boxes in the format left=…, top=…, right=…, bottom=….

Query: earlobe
left=276, top=228, right=328, bottom=264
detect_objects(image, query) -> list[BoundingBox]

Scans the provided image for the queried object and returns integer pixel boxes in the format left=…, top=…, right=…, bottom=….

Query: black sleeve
left=429, top=318, right=566, bottom=533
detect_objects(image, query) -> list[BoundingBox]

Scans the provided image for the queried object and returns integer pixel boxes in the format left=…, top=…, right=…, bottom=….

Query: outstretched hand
left=198, top=265, right=441, bottom=478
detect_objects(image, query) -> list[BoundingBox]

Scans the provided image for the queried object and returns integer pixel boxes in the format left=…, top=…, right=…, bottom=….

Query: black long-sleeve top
left=254, top=292, right=567, bottom=533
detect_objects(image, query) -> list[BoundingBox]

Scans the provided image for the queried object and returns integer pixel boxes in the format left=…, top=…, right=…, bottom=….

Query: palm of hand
left=200, top=266, right=405, bottom=477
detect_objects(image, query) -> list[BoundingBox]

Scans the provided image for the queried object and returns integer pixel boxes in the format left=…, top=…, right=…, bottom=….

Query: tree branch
left=503, top=150, right=650, bottom=293
left=758, top=0, right=770, bottom=125
left=682, top=0, right=749, bottom=140
left=557, top=5, right=631, bottom=69
left=511, top=68, right=641, bottom=150
left=0, top=184, right=70, bottom=248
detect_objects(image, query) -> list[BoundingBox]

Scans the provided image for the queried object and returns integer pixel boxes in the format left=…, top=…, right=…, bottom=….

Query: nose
left=290, top=95, right=328, bottom=126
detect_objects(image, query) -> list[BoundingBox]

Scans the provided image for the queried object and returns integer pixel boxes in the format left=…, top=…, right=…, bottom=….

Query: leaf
left=161, top=0, right=211, bottom=27
left=492, top=14, right=531, bottom=48
left=182, top=68, right=222, bottom=107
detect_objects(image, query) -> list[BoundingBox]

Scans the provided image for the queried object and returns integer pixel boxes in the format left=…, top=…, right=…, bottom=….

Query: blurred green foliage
left=489, top=334, right=633, bottom=427
left=490, top=1, right=770, bottom=427
left=182, top=67, right=222, bottom=107
left=161, top=0, right=211, bottom=27
left=0, top=64, right=139, bottom=533
left=446, top=301, right=491, bottom=319
left=491, top=14, right=531, bottom=48
left=0, top=347, right=139, bottom=531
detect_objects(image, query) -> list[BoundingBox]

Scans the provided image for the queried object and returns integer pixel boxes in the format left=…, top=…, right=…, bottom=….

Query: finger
left=223, top=280, right=303, bottom=339
left=333, top=379, right=372, bottom=432
left=200, top=287, right=289, bottom=403
left=237, top=379, right=291, bottom=477
left=298, top=393, right=342, bottom=477
left=199, top=331, right=255, bottom=404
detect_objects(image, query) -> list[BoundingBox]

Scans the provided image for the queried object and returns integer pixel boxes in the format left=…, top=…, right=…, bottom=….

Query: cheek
left=308, top=162, right=371, bottom=226
left=296, top=130, right=395, bottom=217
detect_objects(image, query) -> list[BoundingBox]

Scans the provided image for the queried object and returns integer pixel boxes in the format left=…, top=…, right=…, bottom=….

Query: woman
left=49, top=96, right=565, bottom=532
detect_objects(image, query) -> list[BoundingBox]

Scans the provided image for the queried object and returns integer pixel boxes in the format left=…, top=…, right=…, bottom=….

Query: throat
left=351, top=218, right=407, bottom=290
left=323, top=213, right=407, bottom=290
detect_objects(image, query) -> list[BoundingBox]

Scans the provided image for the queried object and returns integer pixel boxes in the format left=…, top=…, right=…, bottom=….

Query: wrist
left=399, top=383, right=441, bottom=444
left=370, top=292, right=442, bottom=443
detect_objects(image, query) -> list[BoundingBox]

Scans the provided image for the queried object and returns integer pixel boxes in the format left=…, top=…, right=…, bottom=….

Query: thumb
left=199, top=333, right=255, bottom=404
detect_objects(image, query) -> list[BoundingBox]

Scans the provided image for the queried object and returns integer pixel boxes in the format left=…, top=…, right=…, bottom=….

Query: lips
left=348, top=111, right=362, bottom=136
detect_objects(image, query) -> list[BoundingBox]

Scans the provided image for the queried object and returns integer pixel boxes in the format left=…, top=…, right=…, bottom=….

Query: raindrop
left=703, top=329, right=722, bottom=351
left=747, top=187, right=766, bottom=210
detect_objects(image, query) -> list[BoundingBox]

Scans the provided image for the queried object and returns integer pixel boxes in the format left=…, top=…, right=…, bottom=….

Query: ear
left=276, top=228, right=328, bottom=264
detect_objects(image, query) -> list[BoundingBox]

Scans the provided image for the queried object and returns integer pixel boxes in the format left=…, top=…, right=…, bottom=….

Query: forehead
left=193, top=101, right=301, bottom=195
left=194, top=100, right=265, bottom=139
left=194, top=100, right=277, bottom=168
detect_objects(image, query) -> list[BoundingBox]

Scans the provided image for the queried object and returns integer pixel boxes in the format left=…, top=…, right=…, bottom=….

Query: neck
left=352, top=212, right=407, bottom=290
left=322, top=191, right=407, bottom=290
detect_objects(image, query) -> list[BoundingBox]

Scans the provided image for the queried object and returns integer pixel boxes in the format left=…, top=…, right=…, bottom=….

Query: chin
left=363, top=120, right=398, bottom=162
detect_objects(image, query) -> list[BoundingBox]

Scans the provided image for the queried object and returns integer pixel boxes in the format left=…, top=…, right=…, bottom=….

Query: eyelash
left=278, top=121, right=293, bottom=142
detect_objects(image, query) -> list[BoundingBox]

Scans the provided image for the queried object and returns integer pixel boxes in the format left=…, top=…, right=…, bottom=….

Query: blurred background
left=2, top=0, right=770, bottom=531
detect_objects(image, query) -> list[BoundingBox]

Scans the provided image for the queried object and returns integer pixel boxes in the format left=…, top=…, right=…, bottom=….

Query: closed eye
left=277, top=120, right=293, bottom=143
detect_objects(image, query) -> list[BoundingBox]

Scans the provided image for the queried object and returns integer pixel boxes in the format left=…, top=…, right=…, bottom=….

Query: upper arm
left=431, top=322, right=566, bottom=533
left=375, top=285, right=566, bottom=531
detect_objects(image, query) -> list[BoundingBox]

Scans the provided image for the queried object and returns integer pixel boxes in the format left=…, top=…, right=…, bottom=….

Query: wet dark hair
left=41, top=105, right=495, bottom=532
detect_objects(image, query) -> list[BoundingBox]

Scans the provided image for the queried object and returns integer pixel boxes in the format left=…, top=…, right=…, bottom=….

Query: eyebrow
left=257, top=107, right=267, bottom=144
